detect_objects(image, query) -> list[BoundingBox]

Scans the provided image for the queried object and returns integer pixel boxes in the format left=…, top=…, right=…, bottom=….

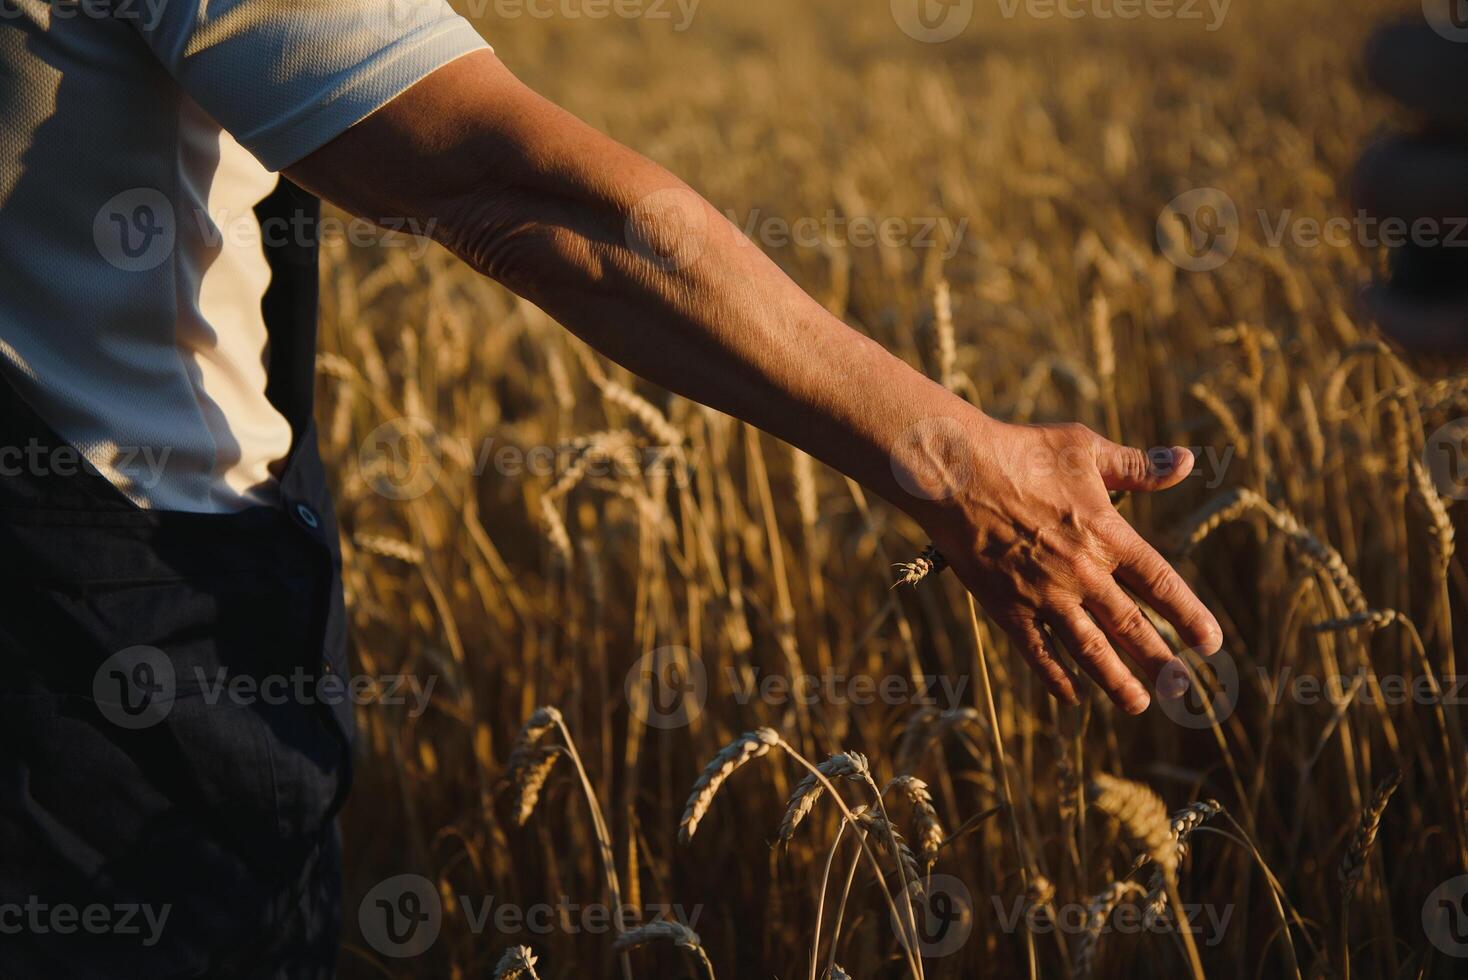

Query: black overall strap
left=256, top=178, right=323, bottom=452
left=254, top=178, right=356, bottom=743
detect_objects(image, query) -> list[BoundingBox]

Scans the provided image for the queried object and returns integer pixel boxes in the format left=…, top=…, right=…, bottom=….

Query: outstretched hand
left=908, top=415, right=1223, bottom=713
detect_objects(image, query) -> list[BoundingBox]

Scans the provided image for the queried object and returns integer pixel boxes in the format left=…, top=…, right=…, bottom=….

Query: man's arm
left=286, top=50, right=1221, bottom=713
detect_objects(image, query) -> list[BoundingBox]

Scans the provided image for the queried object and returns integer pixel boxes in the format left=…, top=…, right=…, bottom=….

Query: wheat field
left=315, top=1, right=1468, bottom=976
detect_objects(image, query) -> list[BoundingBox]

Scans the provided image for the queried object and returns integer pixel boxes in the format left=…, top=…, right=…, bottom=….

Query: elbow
left=438, top=189, right=612, bottom=300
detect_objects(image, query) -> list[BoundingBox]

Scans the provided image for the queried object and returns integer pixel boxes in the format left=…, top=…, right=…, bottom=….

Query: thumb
left=1094, top=441, right=1194, bottom=492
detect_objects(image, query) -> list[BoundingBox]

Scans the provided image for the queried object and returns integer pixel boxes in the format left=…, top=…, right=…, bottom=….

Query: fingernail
left=1147, top=446, right=1178, bottom=476
left=1157, top=668, right=1191, bottom=699
left=1124, top=690, right=1151, bottom=714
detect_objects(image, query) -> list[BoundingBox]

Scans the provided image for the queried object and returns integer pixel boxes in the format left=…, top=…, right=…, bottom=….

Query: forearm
left=290, top=51, right=974, bottom=523
left=453, top=163, right=972, bottom=521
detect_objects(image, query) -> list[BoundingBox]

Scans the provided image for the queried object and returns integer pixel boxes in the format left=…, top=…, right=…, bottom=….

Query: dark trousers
left=0, top=400, right=354, bottom=979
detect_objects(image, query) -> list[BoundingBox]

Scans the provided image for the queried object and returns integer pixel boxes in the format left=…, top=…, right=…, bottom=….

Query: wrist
left=885, top=400, right=1003, bottom=534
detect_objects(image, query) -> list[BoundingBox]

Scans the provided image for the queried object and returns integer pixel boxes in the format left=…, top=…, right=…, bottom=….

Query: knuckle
left=1055, top=421, right=1095, bottom=445
left=1115, top=603, right=1151, bottom=639
left=1148, top=569, right=1185, bottom=605
left=1077, top=635, right=1113, bottom=664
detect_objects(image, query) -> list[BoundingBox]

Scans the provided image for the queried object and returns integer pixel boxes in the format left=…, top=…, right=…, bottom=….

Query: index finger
left=1113, top=530, right=1222, bottom=655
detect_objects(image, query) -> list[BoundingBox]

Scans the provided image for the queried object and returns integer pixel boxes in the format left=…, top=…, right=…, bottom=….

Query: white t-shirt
left=0, top=0, right=488, bottom=512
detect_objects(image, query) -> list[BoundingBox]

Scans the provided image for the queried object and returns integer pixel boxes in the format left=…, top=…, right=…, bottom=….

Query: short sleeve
left=133, top=1, right=491, bottom=172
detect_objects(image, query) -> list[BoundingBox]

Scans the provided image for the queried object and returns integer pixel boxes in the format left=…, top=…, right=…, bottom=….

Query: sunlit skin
left=288, top=49, right=1224, bottom=715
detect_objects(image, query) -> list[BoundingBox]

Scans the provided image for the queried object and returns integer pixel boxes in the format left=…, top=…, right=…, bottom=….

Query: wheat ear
left=893, top=544, right=948, bottom=588
left=778, top=752, right=870, bottom=843
left=1089, top=775, right=1205, bottom=980
left=512, top=746, right=565, bottom=826
left=613, top=921, right=716, bottom=980
left=493, top=945, right=541, bottom=980
left=1073, top=880, right=1147, bottom=979
left=1340, top=770, right=1403, bottom=905
left=887, top=775, right=945, bottom=873
left=680, top=728, right=781, bottom=842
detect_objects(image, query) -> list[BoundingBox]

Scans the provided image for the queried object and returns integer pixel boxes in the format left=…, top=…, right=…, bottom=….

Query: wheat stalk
left=680, top=728, right=781, bottom=842
left=1073, top=880, right=1148, bottom=979
left=934, top=279, right=956, bottom=391
left=1090, top=774, right=1176, bottom=875
left=887, top=776, right=945, bottom=873
left=613, top=920, right=716, bottom=980
left=1178, top=487, right=1367, bottom=613
left=1090, top=775, right=1206, bottom=978
left=512, top=746, right=565, bottom=826
left=778, top=752, right=870, bottom=843
left=851, top=806, right=925, bottom=897
left=1340, top=770, right=1403, bottom=905
left=1310, top=609, right=1399, bottom=633
left=351, top=533, right=424, bottom=565
left=1410, top=457, right=1456, bottom=572
left=893, top=544, right=948, bottom=588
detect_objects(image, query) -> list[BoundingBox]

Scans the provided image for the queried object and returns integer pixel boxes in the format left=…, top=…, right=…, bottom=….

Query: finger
left=1113, top=530, right=1223, bottom=655
left=1353, top=135, right=1468, bottom=226
left=1083, top=580, right=1189, bottom=699
left=998, top=617, right=1081, bottom=706
left=1365, top=20, right=1468, bottom=125
left=1362, top=282, right=1468, bottom=356
left=1093, top=440, right=1193, bottom=493
left=1046, top=608, right=1151, bottom=715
